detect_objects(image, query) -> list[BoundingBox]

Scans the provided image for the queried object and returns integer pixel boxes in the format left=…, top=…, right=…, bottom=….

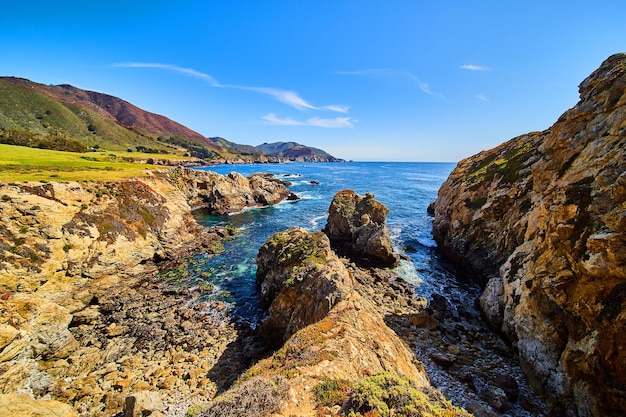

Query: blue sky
left=2, top=1, right=625, bottom=161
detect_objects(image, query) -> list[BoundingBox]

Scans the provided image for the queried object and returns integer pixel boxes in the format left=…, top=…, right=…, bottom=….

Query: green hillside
left=0, top=78, right=189, bottom=154
left=0, top=77, right=343, bottom=168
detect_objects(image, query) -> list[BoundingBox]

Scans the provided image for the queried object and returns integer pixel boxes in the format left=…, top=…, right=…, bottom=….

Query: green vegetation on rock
left=191, top=376, right=289, bottom=417
left=345, top=372, right=471, bottom=417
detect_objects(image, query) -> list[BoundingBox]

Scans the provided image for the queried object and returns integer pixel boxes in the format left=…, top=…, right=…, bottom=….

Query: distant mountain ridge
left=0, top=76, right=343, bottom=163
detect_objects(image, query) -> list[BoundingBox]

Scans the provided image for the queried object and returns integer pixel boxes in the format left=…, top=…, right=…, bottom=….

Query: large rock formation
left=256, top=228, right=354, bottom=346
left=0, top=167, right=293, bottom=416
left=432, top=53, right=626, bottom=416
left=323, top=190, right=399, bottom=267
left=248, top=225, right=470, bottom=416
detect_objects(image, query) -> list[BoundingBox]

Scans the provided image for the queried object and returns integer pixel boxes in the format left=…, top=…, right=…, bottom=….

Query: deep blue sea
left=186, top=161, right=479, bottom=323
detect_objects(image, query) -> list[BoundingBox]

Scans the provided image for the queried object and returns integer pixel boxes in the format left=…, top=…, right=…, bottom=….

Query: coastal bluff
left=195, top=191, right=470, bottom=417
left=0, top=167, right=293, bottom=416
left=432, top=53, right=626, bottom=416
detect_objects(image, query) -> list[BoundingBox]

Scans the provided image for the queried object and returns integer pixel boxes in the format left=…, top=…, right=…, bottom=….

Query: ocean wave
left=309, top=214, right=327, bottom=229
left=394, top=259, right=423, bottom=285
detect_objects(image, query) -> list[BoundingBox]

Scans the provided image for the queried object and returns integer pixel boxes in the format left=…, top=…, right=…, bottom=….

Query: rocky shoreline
left=0, top=167, right=293, bottom=416
left=0, top=169, right=547, bottom=416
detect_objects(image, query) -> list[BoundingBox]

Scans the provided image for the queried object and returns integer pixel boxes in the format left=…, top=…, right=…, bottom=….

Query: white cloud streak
left=475, top=93, right=490, bottom=102
left=336, top=68, right=444, bottom=99
left=262, top=114, right=354, bottom=128
left=113, top=62, right=221, bottom=86
left=323, top=104, right=350, bottom=113
left=114, top=62, right=349, bottom=113
left=460, top=64, right=491, bottom=71
left=261, top=113, right=304, bottom=126
left=307, top=117, right=354, bottom=128
left=241, top=87, right=319, bottom=111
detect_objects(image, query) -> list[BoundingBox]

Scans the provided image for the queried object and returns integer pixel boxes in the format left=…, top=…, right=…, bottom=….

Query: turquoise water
left=187, top=161, right=477, bottom=323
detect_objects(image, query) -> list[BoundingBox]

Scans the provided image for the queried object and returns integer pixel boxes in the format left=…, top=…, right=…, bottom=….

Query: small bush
left=314, top=378, right=352, bottom=407
left=196, top=376, right=289, bottom=417
left=345, top=372, right=471, bottom=417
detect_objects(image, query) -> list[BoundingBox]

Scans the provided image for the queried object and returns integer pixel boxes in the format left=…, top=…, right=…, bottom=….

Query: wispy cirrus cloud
left=460, top=64, right=491, bottom=71
left=307, top=117, right=354, bottom=128
left=113, top=62, right=348, bottom=113
left=261, top=113, right=304, bottom=126
left=336, top=68, right=443, bottom=99
left=475, top=93, right=490, bottom=102
left=241, top=87, right=319, bottom=111
left=113, top=62, right=221, bottom=86
left=323, top=104, right=350, bottom=113
left=262, top=113, right=354, bottom=128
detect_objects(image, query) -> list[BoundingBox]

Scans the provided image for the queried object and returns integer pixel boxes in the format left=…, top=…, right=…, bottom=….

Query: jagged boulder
left=323, top=190, right=399, bottom=267
left=256, top=228, right=353, bottom=346
left=432, top=53, right=626, bottom=416
left=159, top=168, right=293, bottom=214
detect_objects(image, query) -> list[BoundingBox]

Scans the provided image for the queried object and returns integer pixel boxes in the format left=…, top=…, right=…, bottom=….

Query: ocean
left=183, top=161, right=481, bottom=322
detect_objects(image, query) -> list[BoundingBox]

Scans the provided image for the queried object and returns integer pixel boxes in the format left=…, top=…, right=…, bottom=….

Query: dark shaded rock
left=430, top=351, right=457, bottom=367
left=323, top=190, right=399, bottom=267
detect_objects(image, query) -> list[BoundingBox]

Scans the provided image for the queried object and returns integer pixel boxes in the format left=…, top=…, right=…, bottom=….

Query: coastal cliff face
left=0, top=167, right=292, bottom=416
left=432, top=53, right=626, bottom=416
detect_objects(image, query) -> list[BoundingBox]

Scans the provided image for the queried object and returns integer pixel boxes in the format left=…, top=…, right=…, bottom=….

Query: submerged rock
left=432, top=53, right=626, bottom=416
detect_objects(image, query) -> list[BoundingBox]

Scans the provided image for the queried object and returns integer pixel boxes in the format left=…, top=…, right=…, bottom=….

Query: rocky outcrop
left=323, top=190, right=399, bottom=267
left=249, top=226, right=470, bottom=416
left=432, top=53, right=626, bottom=416
left=0, top=167, right=293, bottom=416
left=154, top=167, right=295, bottom=214
left=256, top=228, right=354, bottom=346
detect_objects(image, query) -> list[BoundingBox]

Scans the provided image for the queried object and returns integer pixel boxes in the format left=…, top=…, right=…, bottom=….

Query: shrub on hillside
left=0, top=128, right=87, bottom=152
left=194, top=376, right=289, bottom=417
left=345, top=372, right=471, bottom=417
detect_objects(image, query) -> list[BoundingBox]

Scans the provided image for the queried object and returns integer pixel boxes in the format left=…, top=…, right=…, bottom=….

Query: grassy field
left=0, top=144, right=195, bottom=182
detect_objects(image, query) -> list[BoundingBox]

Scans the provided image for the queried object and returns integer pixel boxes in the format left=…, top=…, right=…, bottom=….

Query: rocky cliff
left=432, top=53, right=626, bottom=416
left=192, top=192, right=471, bottom=417
left=0, top=167, right=293, bottom=416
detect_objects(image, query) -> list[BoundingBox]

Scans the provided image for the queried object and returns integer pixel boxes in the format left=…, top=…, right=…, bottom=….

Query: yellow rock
left=0, top=393, right=77, bottom=417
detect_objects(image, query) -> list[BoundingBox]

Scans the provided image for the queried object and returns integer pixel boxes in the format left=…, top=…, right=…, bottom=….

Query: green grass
left=0, top=143, right=194, bottom=182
